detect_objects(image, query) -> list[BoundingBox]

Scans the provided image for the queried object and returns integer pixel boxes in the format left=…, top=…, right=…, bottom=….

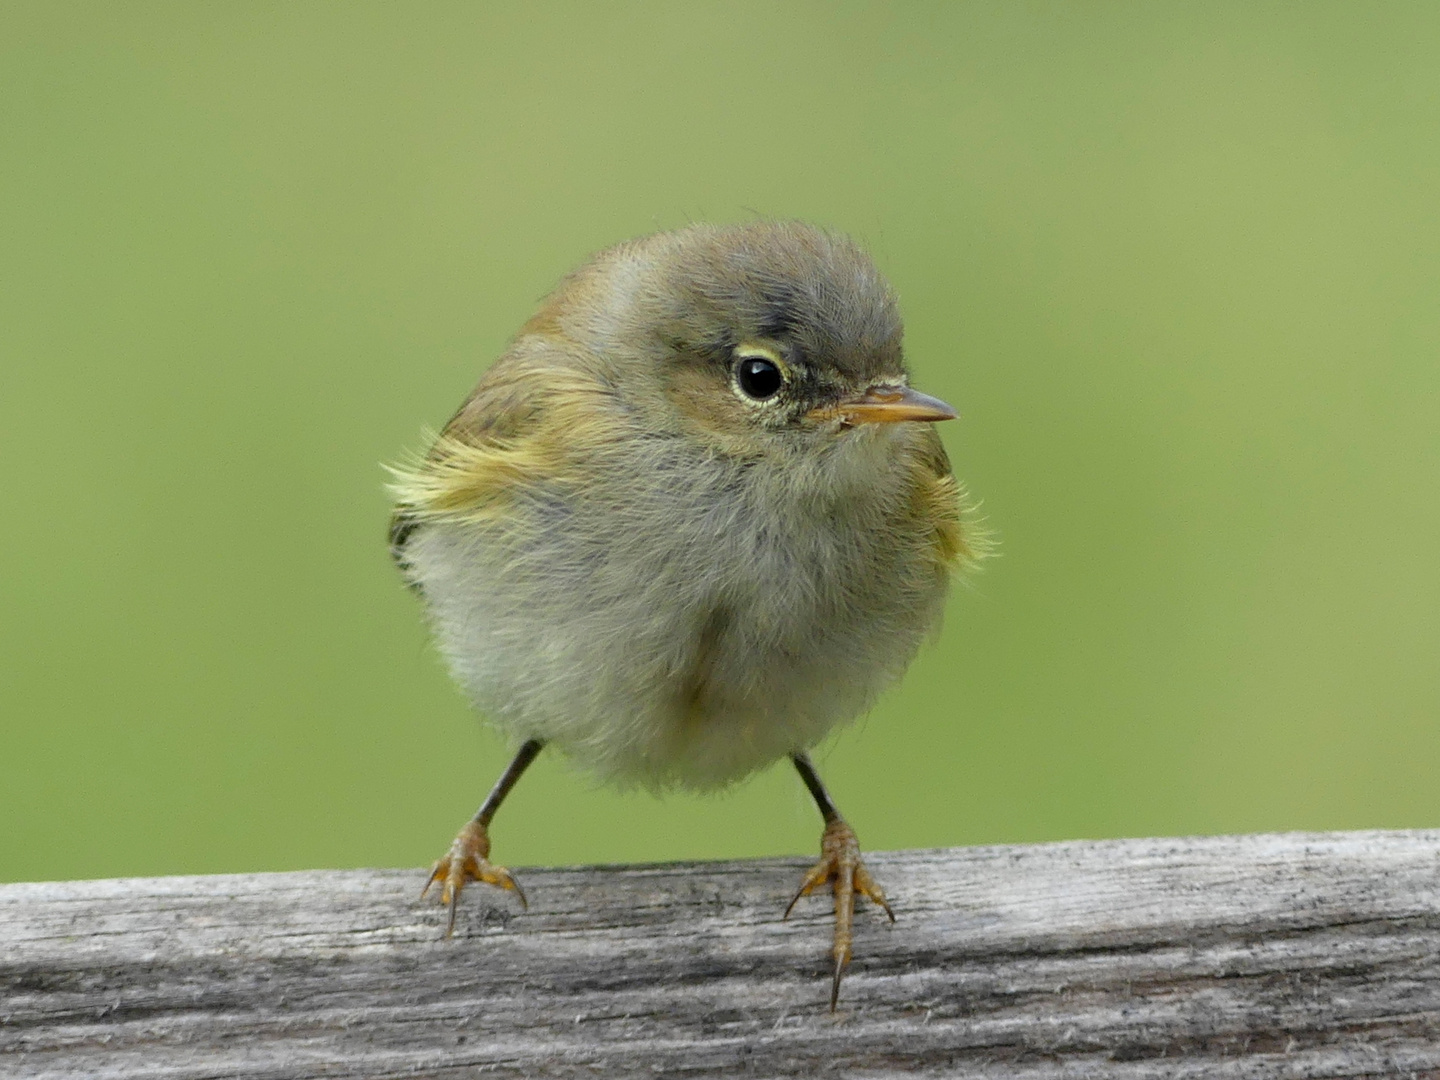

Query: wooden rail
left=3, top=830, right=1440, bottom=1077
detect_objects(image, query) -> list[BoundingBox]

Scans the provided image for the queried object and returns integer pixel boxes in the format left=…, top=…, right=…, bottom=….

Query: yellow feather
left=387, top=365, right=622, bottom=527
left=916, top=471, right=993, bottom=574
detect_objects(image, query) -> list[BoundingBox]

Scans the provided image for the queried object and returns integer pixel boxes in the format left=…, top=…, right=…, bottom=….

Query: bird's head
left=554, top=221, right=956, bottom=458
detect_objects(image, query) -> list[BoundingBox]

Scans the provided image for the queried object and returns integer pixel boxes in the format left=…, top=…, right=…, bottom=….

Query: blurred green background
left=4, top=2, right=1439, bottom=884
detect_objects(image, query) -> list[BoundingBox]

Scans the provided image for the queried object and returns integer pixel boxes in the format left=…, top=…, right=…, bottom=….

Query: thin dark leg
left=475, top=738, right=545, bottom=828
left=424, top=738, right=545, bottom=933
left=792, top=752, right=839, bottom=824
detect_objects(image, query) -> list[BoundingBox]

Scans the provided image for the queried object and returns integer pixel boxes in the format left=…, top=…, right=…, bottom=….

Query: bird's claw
left=784, top=816, right=893, bottom=1010
left=422, top=818, right=527, bottom=935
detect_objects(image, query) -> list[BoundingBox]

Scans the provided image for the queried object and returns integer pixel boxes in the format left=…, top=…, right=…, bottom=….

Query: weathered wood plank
left=3, top=831, right=1439, bottom=1078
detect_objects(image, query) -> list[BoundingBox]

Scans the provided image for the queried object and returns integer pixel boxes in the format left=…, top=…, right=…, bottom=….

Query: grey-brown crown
left=637, top=221, right=906, bottom=385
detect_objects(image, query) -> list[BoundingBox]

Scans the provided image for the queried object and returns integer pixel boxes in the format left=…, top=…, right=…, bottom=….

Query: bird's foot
left=784, top=816, right=894, bottom=1010
left=422, top=819, right=527, bottom=935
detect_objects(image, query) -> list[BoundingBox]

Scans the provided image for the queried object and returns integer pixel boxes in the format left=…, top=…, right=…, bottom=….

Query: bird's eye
left=735, top=356, right=784, bottom=400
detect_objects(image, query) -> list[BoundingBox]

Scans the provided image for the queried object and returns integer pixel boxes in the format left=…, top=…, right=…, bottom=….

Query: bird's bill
left=808, top=385, right=958, bottom=425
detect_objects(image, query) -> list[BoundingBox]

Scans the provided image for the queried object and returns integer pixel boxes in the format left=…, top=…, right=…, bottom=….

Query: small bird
left=389, top=221, right=982, bottom=1009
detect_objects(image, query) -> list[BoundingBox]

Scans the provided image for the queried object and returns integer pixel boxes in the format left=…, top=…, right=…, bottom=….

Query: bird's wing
left=387, top=350, right=618, bottom=574
left=906, top=424, right=987, bottom=572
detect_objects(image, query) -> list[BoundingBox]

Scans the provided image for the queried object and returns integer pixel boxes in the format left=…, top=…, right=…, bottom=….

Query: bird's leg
left=422, top=738, right=544, bottom=935
left=785, top=752, right=895, bottom=1010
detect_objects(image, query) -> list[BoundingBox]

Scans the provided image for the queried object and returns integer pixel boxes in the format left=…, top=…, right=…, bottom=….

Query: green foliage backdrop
left=4, top=3, right=1438, bottom=882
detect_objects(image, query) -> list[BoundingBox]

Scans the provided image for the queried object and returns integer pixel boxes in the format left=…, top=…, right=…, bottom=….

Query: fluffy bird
left=389, top=221, right=982, bottom=1008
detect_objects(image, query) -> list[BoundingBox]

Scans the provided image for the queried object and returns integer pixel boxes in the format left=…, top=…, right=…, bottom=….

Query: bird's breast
left=409, top=432, right=952, bottom=788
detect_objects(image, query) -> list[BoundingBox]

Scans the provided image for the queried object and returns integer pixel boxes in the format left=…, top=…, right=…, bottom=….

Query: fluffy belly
left=404, top=494, right=948, bottom=790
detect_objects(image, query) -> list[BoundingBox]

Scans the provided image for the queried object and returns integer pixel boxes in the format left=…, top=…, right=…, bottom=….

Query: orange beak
left=808, top=384, right=958, bottom=426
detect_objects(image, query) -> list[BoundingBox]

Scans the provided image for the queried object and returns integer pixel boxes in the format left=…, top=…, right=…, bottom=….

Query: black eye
left=736, top=356, right=783, bottom=400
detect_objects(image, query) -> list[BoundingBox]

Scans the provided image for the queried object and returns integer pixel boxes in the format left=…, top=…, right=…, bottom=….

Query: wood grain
left=3, top=830, right=1440, bottom=1078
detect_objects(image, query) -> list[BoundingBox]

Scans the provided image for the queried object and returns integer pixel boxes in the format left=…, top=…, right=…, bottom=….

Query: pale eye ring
left=732, top=346, right=787, bottom=402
